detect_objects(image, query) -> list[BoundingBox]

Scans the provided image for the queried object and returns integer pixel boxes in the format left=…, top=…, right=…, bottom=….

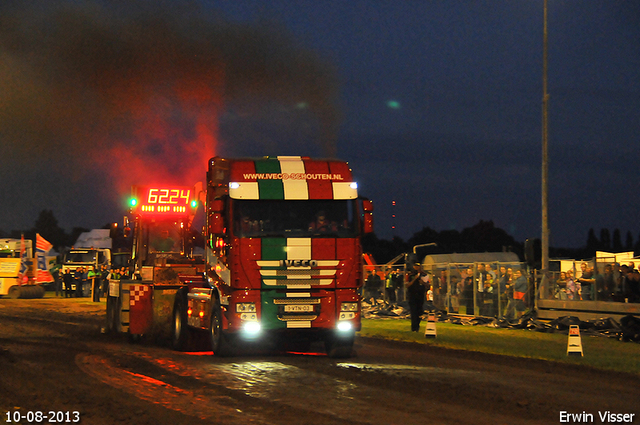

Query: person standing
left=82, top=267, right=90, bottom=297
left=475, top=264, right=487, bottom=317
left=483, top=272, right=496, bottom=317
left=385, top=270, right=397, bottom=304
left=99, top=264, right=109, bottom=297
left=556, top=271, right=568, bottom=300
left=565, top=269, right=577, bottom=300
left=63, top=268, right=74, bottom=298
left=576, top=262, right=595, bottom=301
left=461, top=268, right=475, bottom=316
left=406, top=263, right=426, bottom=332
left=73, top=267, right=83, bottom=298
left=497, top=266, right=511, bottom=317
left=364, top=271, right=376, bottom=304
left=513, top=269, right=528, bottom=317
left=54, top=269, right=63, bottom=297
left=89, top=266, right=100, bottom=302
left=394, top=271, right=405, bottom=303
left=603, top=264, right=615, bottom=301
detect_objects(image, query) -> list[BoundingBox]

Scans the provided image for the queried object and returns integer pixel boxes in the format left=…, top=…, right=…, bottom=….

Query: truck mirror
left=110, top=222, right=118, bottom=238
left=209, top=213, right=225, bottom=234
left=209, top=199, right=224, bottom=212
left=360, top=199, right=373, bottom=234
left=363, top=213, right=373, bottom=234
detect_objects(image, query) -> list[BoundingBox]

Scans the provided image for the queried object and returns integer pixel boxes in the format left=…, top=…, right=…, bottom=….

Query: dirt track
left=1, top=297, right=639, bottom=425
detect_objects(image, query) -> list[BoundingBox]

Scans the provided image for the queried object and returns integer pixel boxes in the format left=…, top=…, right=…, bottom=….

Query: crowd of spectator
left=364, top=263, right=531, bottom=320
left=56, top=265, right=130, bottom=301
left=554, top=261, right=640, bottom=303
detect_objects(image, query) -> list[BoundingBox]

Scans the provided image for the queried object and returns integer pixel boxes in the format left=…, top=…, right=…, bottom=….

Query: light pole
left=404, top=243, right=437, bottom=269
left=413, top=243, right=437, bottom=255
left=541, top=0, right=550, bottom=296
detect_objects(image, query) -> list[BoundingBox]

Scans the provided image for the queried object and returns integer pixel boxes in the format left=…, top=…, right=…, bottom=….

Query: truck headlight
left=337, top=321, right=353, bottom=332
left=242, top=321, right=261, bottom=336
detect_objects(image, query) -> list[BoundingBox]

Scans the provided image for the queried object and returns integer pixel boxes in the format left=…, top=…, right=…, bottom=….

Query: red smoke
left=0, top=1, right=339, bottom=205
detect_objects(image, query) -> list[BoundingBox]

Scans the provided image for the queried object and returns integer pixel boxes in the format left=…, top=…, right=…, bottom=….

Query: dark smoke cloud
left=0, top=0, right=340, bottom=194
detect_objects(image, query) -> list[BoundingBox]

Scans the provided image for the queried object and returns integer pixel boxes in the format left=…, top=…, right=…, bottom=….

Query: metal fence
left=364, top=261, right=532, bottom=319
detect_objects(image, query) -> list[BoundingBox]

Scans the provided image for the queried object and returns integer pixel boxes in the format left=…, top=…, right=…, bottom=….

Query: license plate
left=284, top=304, right=314, bottom=313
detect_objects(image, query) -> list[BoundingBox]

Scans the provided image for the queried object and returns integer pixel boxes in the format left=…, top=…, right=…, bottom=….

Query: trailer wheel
left=324, top=333, right=355, bottom=359
left=210, top=300, right=233, bottom=357
left=171, top=298, right=192, bottom=351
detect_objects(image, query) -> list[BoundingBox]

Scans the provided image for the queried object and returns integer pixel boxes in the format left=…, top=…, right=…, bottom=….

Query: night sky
left=1, top=1, right=639, bottom=249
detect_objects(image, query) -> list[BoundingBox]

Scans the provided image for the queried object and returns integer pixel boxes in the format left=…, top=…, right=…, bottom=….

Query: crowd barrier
left=364, top=261, right=531, bottom=319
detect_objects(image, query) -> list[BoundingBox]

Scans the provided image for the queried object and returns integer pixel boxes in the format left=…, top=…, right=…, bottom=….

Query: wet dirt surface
left=1, top=297, right=639, bottom=425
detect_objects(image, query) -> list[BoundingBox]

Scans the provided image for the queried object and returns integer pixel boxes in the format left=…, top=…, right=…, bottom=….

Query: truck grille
left=256, top=260, right=339, bottom=289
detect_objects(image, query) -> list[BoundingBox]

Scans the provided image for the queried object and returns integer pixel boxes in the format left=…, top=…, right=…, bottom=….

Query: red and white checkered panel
left=129, top=285, right=150, bottom=307
left=128, top=284, right=153, bottom=335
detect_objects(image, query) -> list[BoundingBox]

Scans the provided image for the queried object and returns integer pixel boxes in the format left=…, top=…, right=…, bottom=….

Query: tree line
left=363, top=220, right=640, bottom=266
left=2, top=210, right=638, bottom=265
left=0, top=210, right=95, bottom=251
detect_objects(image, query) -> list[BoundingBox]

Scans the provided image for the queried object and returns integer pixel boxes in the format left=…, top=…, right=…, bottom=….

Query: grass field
left=359, top=317, right=640, bottom=375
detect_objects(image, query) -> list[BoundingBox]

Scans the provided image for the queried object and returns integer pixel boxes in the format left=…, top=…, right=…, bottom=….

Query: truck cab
left=202, top=156, right=373, bottom=357
left=106, top=185, right=205, bottom=336
left=0, top=238, right=34, bottom=298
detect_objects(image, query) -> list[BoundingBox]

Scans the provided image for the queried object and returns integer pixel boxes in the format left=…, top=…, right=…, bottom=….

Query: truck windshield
left=0, top=250, right=16, bottom=258
left=233, top=200, right=358, bottom=238
left=146, top=219, right=183, bottom=253
left=64, top=251, right=96, bottom=263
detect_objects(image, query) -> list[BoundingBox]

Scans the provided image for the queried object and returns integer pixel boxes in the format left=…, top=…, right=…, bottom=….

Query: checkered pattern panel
left=129, top=285, right=150, bottom=307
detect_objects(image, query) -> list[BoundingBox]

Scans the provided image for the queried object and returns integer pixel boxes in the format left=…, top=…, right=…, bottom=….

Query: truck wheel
left=210, top=301, right=233, bottom=357
left=171, top=299, right=192, bottom=351
left=8, top=286, right=20, bottom=299
left=324, top=333, right=355, bottom=359
left=128, top=333, right=143, bottom=343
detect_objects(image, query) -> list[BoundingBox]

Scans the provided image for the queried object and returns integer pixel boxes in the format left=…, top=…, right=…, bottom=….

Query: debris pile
left=361, top=300, right=640, bottom=343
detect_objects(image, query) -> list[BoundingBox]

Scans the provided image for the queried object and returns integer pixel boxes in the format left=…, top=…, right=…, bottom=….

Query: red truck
left=107, top=156, right=373, bottom=358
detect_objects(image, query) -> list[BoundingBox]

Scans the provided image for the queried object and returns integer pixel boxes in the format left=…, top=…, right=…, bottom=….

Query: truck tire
left=324, top=333, right=355, bottom=359
left=210, top=300, right=233, bottom=357
left=171, top=298, right=192, bottom=351
left=8, top=286, right=20, bottom=299
left=35, top=285, right=45, bottom=298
